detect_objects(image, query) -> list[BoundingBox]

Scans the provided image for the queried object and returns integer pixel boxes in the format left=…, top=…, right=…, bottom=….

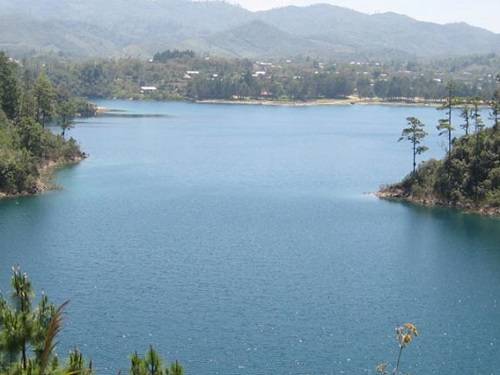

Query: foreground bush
left=0, top=267, right=183, bottom=375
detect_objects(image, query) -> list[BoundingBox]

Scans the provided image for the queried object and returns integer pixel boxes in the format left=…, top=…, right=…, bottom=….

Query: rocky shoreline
left=376, top=187, right=500, bottom=218
left=0, top=155, right=86, bottom=201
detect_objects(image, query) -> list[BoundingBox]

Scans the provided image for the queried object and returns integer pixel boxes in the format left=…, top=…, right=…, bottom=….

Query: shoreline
left=194, top=97, right=445, bottom=107
left=375, top=189, right=500, bottom=218
left=96, top=97, right=451, bottom=109
left=96, top=96, right=494, bottom=110
left=0, top=156, right=86, bottom=201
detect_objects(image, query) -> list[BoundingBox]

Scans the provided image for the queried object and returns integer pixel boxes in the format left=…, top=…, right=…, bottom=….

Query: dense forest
left=28, top=52, right=500, bottom=102
left=379, top=83, right=500, bottom=215
left=0, top=267, right=184, bottom=375
left=0, top=52, right=95, bottom=197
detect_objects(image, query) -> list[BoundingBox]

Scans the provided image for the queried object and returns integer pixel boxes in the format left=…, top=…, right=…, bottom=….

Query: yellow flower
left=404, top=334, right=412, bottom=344
left=404, top=323, right=419, bottom=336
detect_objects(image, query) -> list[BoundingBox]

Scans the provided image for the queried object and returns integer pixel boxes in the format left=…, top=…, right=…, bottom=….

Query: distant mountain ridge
left=0, top=0, right=499, bottom=59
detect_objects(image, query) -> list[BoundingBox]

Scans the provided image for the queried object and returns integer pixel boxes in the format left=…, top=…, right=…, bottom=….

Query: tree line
left=24, top=52, right=499, bottom=102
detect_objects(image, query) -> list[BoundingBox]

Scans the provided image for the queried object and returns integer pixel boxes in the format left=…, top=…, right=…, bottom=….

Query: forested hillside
left=0, top=53, right=93, bottom=197
left=0, top=0, right=499, bottom=59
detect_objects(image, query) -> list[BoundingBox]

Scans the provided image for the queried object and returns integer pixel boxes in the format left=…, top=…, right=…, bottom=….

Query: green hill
left=0, top=0, right=499, bottom=59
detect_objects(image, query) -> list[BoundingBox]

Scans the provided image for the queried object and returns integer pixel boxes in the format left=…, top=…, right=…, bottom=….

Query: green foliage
left=34, top=71, right=56, bottom=127
left=65, top=348, right=93, bottom=375
left=55, top=100, right=76, bottom=137
left=0, top=140, right=39, bottom=195
left=388, top=89, right=499, bottom=212
left=0, top=268, right=184, bottom=375
left=22, top=53, right=498, bottom=103
left=0, top=267, right=62, bottom=373
left=1, top=1, right=500, bottom=59
left=436, top=82, right=456, bottom=154
left=0, top=52, right=87, bottom=197
left=153, top=50, right=195, bottom=63
left=130, top=346, right=183, bottom=375
left=459, top=103, right=473, bottom=136
left=398, top=117, right=429, bottom=174
left=490, top=83, right=500, bottom=130
left=0, top=52, right=20, bottom=120
left=396, top=127, right=499, bottom=208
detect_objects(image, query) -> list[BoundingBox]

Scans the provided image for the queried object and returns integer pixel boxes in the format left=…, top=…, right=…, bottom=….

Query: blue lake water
left=0, top=100, right=499, bottom=374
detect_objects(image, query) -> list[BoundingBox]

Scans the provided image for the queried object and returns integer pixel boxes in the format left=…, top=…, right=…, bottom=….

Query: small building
left=140, top=86, right=157, bottom=93
left=252, top=71, right=266, bottom=78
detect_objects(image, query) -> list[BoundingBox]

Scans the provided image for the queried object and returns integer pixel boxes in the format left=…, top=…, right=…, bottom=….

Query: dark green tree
left=19, top=89, right=37, bottom=121
left=169, top=361, right=184, bottom=375
left=34, top=71, right=56, bottom=128
left=0, top=52, right=20, bottom=120
left=65, top=348, right=93, bottom=375
left=490, top=82, right=499, bottom=131
left=129, top=346, right=183, bottom=375
left=56, top=100, right=77, bottom=138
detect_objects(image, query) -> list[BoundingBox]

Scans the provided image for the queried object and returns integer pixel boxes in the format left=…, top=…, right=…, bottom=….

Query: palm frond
left=39, top=300, right=69, bottom=375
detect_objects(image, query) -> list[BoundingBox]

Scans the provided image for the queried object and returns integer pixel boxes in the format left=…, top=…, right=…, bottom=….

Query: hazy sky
left=222, top=0, right=500, bottom=33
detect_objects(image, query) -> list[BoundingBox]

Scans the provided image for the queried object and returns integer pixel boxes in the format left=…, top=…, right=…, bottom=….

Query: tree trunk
left=22, top=341, right=27, bottom=369
left=395, top=346, right=404, bottom=375
left=413, top=141, right=416, bottom=174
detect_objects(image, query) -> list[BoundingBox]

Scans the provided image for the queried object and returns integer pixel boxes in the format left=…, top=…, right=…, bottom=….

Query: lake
left=0, top=100, right=499, bottom=374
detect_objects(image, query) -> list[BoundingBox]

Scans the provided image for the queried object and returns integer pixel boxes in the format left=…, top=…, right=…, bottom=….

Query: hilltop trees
left=398, top=117, right=429, bottom=174
left=153, top=49, right=195, bottom=63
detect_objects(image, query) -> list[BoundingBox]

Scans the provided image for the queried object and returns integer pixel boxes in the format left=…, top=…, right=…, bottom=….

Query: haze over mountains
left=1, top=0, right=499, bottom=59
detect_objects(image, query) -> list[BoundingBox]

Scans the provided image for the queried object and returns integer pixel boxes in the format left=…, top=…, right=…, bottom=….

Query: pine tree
left=56, top=100, right=76, bottom=137
left=399, top=117, right=429, bottom=174
left=459, top=102, right=473, bottom=136
left=0, top=52, right=20, bottom=120
left=490, top=77, right=499, bottom=131
left=34, top=71, right=56, bottom=127
left=437, top=81, right=455, bottom=154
